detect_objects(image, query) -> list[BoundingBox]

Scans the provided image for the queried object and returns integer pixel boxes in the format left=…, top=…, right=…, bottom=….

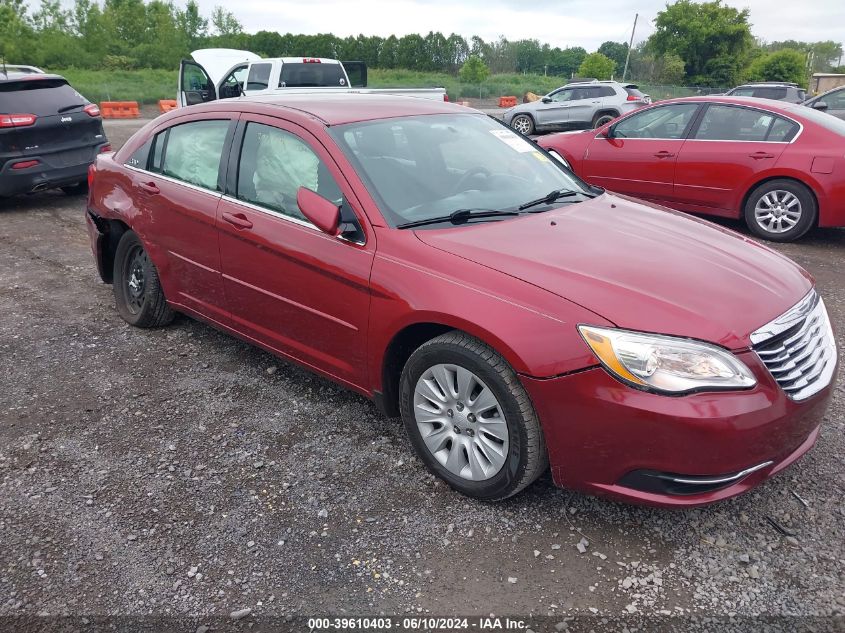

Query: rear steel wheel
left=112, top=230, right=175, bottom=328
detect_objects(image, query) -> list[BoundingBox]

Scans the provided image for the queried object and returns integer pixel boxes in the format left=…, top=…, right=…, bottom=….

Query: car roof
left=0, top=72, right=66, bottom=84
left=206, top=93, right=470, bottom=125
left=649, top=95, right=814, bottom=119
left=731, top=83, right=799, bottom=89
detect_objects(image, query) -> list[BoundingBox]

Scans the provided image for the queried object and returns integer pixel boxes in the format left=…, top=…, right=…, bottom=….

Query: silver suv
left=724, top=82, right=807, bottom=104
left=503, top=80, right=651, bottom=135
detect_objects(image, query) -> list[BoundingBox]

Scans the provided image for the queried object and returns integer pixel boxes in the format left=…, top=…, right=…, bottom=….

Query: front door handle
left=749, top=151, right=775, bottom=160
left=222, top=211, right=253, bottom=230
left=138, top=181, right=159, bottom=194
left=653, top=151, right=675, bottom=158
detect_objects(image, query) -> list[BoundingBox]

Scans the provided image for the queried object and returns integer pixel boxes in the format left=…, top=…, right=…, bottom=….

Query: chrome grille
left=751, top=290, right=837, bottom=401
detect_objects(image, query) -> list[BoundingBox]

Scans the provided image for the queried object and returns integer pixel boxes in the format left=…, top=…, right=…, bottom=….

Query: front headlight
left=578, top=325, right=756, bottom=395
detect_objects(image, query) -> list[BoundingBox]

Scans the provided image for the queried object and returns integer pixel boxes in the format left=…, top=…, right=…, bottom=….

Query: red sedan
left=538, top=96, right=845, bottom=242
left=86, top=94, right=836, bottom=507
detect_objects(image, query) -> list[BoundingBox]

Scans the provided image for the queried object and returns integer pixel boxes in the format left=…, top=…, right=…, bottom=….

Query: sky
left=190, top=0, right=845, bottom=52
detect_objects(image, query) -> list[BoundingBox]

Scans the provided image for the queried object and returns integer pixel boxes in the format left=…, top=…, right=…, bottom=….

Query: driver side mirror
left=812, top=101, right=829, bottom=111
left=541, top=97, right=552, bottom=104
left=297, top=187, right=340, bottom=235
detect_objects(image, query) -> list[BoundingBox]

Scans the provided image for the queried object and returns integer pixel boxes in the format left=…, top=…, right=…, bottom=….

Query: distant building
left=811, top=73, right=845, bottom=95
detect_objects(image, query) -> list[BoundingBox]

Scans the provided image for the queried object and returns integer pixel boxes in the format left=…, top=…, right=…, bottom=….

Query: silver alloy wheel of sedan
left=510, top=114, right=534, bottom=136
left=413, top=363, right=509, bottom=481
left=754, top=189, right=803, bottom=234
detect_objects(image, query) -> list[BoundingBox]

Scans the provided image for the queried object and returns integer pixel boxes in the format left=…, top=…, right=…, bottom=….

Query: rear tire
left=61, top=182, right=88, bottom=196
left=510, top=114, right=535, bottom=136
left=744, top=179, right=816, bottom=242
left=399, top=331, right=548, bottom=501
left=112, top=230, right=175, bottom=328
left=592, top=112, right=617, bottom=128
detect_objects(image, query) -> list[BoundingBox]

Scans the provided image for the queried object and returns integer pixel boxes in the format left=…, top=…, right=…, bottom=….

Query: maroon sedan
left=538, top=96, right=845, bottom=242
left=86, top=94, right=836, bottom=507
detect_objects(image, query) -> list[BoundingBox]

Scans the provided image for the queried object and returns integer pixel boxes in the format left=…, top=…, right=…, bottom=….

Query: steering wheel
left=452, top=166, right=491, bottom=195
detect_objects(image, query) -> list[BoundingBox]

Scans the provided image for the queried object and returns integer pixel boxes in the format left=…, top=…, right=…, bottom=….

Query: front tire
left=112, top=230, right=175, bottom=328
left=399, top=332, right=547, bottom=500
left=510, top=114, right=535, bottom=136
left=744, top=179, right=816, bottom=242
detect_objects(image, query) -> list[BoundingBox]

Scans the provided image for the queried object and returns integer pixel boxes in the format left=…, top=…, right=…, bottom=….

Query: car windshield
left=328, top=114, right=593, bottom=227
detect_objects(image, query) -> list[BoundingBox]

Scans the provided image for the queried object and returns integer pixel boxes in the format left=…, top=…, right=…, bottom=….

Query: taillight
left=443, top=94, right=450, bottom=102
left=84, top=103, right=101, bottom=117
left=99, top=144, right=112, bottom=153
left=0, top=113, right=37, bottom=128
left=626, top=95, right=640, bottom=101
left=87, top=163, right=96, bottom=189
left=302, top=58, right=321, bottom=63
left=12, top=159, right=40, bottom=170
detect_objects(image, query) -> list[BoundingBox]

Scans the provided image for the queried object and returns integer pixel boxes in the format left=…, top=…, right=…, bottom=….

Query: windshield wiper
left=518, top=188, right=596, bottom=211
left=396, top=208, right=520, bottom=229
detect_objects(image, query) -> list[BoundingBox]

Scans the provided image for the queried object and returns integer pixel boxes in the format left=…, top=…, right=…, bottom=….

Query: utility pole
left=622, top=13, right=638, bottom=81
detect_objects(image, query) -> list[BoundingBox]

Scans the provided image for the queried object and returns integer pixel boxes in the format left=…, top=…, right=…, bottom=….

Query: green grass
left=55, top=68, right=177, bottom=104
left=53, top=67, right=714, bottom=106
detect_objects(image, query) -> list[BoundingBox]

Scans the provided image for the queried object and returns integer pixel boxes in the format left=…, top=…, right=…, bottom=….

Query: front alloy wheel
left=510, top=114, right=534, bottom=136
left=400, top=331, right=547, bottom=500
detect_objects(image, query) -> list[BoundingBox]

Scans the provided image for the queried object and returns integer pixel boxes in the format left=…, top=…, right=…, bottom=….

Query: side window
left=160, top=120, right=229, bottom=190
left=550, top=89, right=572, bottom=103
left=827, top=90, right=845, bottom=108
left=126, top=138, right=152, bottom=169
left=246, top=63, right=272, bottom=91
left=613, top=104, right=700, bottom=139
left=236, top=123, right=342, bottom=222
left=695, top=105, right=786, bottom=141
left=219, top=65, right=247, bottom=99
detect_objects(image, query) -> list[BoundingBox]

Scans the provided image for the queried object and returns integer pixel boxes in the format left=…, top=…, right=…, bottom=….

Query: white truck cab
left=178, top=49, right=445, bottom=107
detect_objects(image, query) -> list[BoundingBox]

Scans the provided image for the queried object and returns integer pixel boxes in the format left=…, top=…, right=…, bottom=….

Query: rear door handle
left=653, top=151, right=675, bottom=158
left=221, top=211, right=253, bottom=230
left=749, top=151, right=775, bottom=160
left=139, top=181, right=159, bottom=194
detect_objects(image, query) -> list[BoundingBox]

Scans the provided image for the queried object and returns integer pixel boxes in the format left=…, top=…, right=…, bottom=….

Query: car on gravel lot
left=503, top=80, right=650, bottom=136
left=538, top=95, right=845, bottom=242
left=725, top=82, right=807, bottom=103
left=86, top=94, right=835, bottom=507
left=803, top=86, right=845, bottom=120
left=0, top=73, right=110, bottom=197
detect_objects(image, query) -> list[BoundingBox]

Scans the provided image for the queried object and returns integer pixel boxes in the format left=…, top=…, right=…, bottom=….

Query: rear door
left=179, top=60, right=216, bottom=107
left=0, top=77, right=106, bottom=167
left=216, top=115, right=375, bottom=389
left=673, top=104, right=793, bottom=214
left=566, top=87, right=604, bottom=126
left=127, top=115, right=235, bottom=323
left=582, top=102, right=701, bottom=200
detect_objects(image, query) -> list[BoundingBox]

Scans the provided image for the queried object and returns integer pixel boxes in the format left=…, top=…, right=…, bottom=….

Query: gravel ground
left=0, top=118, right=843, bottom=631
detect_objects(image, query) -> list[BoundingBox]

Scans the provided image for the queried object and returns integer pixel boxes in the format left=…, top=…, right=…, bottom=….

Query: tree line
left=1, top=0, right=843, bottom=87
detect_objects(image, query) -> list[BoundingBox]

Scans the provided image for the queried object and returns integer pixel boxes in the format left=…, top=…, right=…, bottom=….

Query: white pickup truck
left=178, top=49, right=447, bottom=107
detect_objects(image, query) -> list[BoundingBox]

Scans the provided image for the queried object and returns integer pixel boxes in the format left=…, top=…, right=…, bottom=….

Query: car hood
left=414, top=194, right=813, bottom=350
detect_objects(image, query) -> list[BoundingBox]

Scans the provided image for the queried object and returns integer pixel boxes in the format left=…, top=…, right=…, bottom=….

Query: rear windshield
left=624, top=86, right=645, bottom=98
left=0, top=78, right=87, bottom=116
left=279, top=63, right=347, bottom=88
left=731, top=86, right=789, bottom=100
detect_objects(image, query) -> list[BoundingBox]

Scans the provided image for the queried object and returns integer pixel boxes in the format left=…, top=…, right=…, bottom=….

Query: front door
left=216, top=116, right=375, bottom=390
left=582, top=103, right=701, bottom=201
left=178, top=60, right=217, bottom=107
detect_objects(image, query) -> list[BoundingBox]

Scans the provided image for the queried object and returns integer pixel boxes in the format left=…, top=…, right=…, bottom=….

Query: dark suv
left=724, top=82, right=807, bottom=104
left=1, top=73, right=110, bottom=197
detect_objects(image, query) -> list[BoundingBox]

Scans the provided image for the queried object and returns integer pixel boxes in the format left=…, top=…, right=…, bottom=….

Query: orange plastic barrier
left=158, top=99, right=178, bottom=113
left=100, top=101, right=140, bottom=119
left=498, top=96, right=518, bottom=108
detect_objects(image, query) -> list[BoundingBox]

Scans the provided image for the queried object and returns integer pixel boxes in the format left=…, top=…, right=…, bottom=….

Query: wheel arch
left=90, top=215, right=131, bottom=284
left=376, top=318, right=532, bottom=418
left=592, top=109, right=620, bottom=125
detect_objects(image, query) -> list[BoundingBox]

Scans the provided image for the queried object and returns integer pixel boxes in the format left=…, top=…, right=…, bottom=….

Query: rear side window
left=236, top=122, right=342, bottom=222
left=246, top=63, right=272, bottom=91
left=279, top=63, right=347, bottom=88
left=126, top=138, right=152, bottom=169
left=0, top=79, right=87, bottom=116
left=598, top=86, right=616, bottom=97
left=695, top=105, right=796, bottom=142
left=752, top=87, right=787, bottom=100
left=158, top=120, right=229, bottom=191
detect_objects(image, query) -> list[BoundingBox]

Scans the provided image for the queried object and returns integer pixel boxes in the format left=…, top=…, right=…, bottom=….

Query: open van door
left=179, top=59, right=216, bottom=107
left=342, top=61, right=368, bottom=88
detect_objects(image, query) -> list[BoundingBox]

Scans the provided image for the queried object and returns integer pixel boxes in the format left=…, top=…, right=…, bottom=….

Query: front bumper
left=521, top=350, right=834, bottom=507
left=0, top=144, right=106, bottom=196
